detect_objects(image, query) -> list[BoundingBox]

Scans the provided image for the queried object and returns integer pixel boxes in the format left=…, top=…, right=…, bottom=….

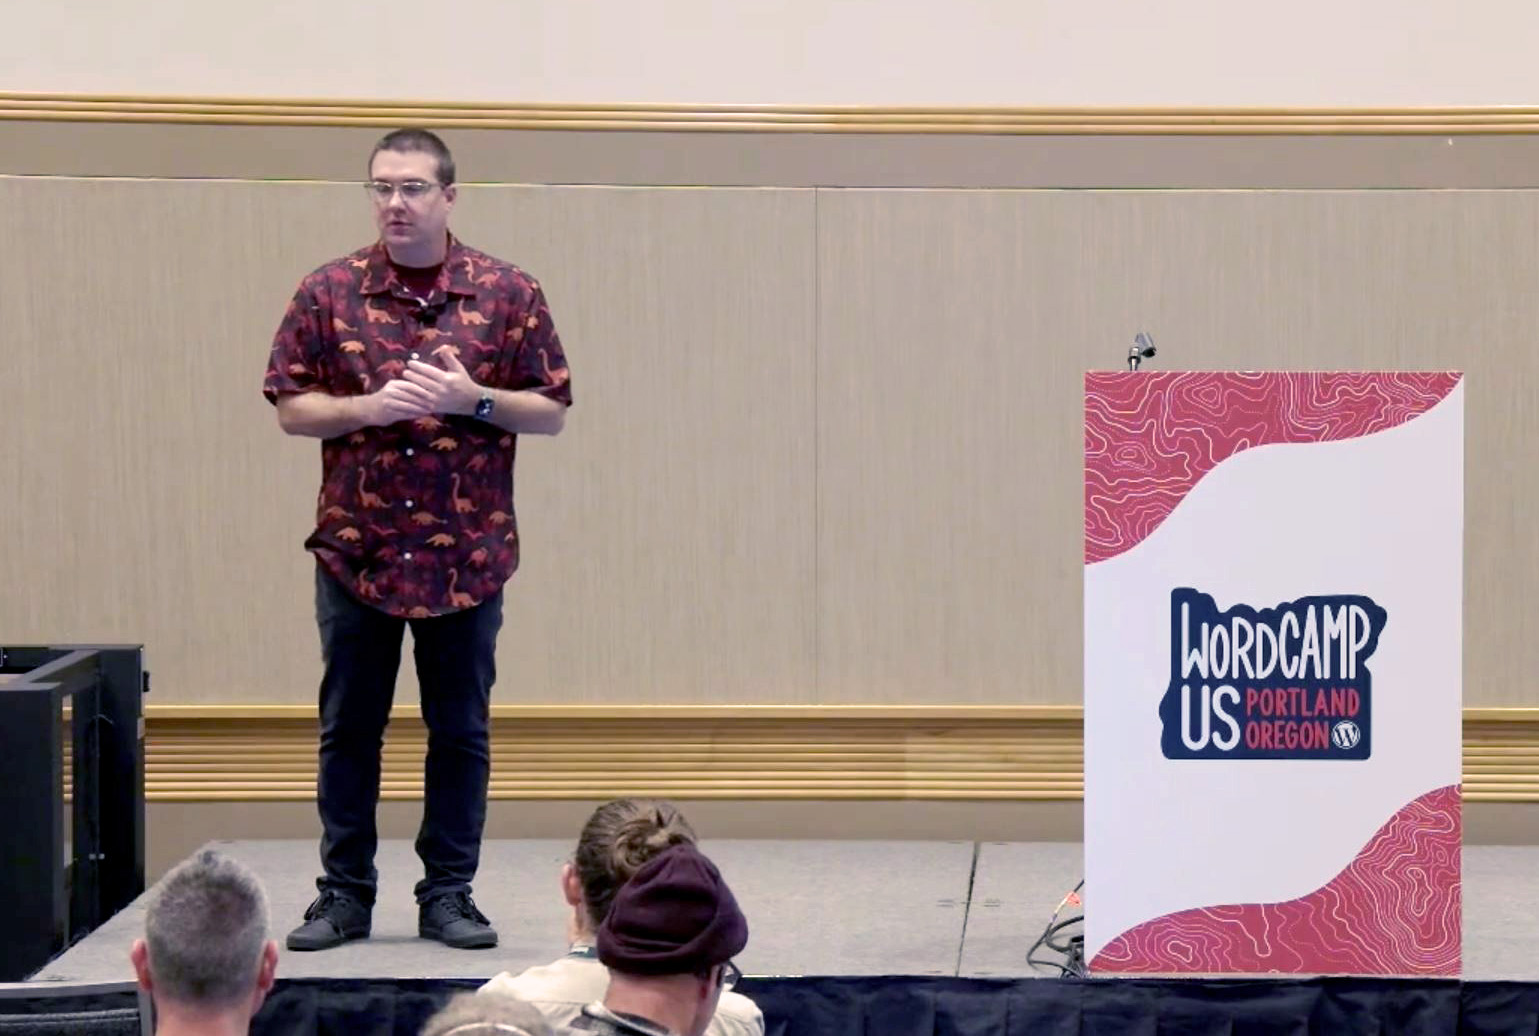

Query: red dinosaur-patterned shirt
left=263, top=235, right=572, bottom=618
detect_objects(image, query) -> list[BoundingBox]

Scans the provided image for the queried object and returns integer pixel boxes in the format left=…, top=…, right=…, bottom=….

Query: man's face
left=368, top=148, right=456, bottom=259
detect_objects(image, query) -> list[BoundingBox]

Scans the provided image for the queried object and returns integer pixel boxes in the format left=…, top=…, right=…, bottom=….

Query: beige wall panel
left=0, top=177, right=369, bottom=701
left=10, top=179, right=1539, bottom=708
left=817, top=188, right=1539, bottom=705
left=0, top=178, right=818, bottom=705
left=459, top=185, right=818, bottom=704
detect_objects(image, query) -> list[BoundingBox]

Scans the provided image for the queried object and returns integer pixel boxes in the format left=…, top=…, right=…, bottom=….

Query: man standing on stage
left=263, top=128, right=572, bottom=950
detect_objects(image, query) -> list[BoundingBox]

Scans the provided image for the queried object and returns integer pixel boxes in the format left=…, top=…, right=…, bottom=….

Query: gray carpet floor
left=961, top=841, right=1085, bottom=978
left=28, top=840, right=1529, bottom=984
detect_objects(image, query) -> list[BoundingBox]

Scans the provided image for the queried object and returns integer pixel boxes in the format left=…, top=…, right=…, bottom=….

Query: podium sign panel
left=1084, top=372, right=1463, bottom=976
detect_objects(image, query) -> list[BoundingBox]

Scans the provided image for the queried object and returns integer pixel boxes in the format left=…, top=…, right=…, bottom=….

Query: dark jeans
left=312, top=565, right=503, bottom=906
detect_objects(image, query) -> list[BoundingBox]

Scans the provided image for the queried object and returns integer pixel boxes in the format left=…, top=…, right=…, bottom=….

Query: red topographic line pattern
left=1084, top=372, right=1460, bottom=564
left=1092, top=784, right=1461, bottom=976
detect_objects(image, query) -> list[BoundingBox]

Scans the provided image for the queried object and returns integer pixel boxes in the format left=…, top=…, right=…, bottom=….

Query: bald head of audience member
left=130, top=850, right=278, bottom=1036
left=421, top=991, right=554, bottom=1036
left=593, top=844, right=749, bottom=1036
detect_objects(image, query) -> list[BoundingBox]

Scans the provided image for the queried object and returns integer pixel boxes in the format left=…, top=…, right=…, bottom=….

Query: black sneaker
left=419, top=890, right=498, bottom=949
left=286, top=889, right=371, bottom=951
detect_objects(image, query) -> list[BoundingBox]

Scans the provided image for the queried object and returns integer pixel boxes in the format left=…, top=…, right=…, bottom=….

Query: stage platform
left=30, top=839, right=1539, bottom=983
left=17, top=839, right=1539, bottom=1035
left=32, top=839, right=1087, bottom=983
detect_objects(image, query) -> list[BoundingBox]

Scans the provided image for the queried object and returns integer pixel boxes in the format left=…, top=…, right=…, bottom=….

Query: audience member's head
left=564, top=798, right=697, bottom=938
left=130, top=849, right=278, bottom=1034
left=595, top=844, right=748, bottom=1036
left=421, top=991, right=553, bottom=1036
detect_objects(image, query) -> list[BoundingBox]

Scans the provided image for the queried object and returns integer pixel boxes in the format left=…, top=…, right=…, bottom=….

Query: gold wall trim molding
left=7, top=93, right=1539, bottom=135
left=140, top=705, right=1082, bottom=802
left=110, top=705, right=1539, bottom=803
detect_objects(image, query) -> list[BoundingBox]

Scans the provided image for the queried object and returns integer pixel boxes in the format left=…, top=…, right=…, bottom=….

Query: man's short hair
left=369, top=128, right=457, bottom=186
left=144, top=849, right=270, bottom=1007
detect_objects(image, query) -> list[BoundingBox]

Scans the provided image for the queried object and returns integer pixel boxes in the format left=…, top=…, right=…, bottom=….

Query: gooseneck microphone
left=1127, top=332, right=1156, bottom=372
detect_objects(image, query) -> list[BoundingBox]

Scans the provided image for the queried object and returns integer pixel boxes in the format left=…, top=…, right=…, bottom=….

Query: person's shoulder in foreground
left=483, top=955, right=761, bottom=1036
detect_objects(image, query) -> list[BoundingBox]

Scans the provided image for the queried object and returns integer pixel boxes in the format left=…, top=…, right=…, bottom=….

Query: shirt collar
left=580, top=1004, right=676, bottom=1036
left=358, top=234, right=479, bottom=301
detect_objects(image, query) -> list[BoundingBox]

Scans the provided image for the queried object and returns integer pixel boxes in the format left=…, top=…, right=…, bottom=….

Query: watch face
left=475, top=396, right=494, bottom=419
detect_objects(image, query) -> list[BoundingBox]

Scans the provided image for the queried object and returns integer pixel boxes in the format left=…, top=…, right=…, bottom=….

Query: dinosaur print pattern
left=263, top=235, right=573, bottom=617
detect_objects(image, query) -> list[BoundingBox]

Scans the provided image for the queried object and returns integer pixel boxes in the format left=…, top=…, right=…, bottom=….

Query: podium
left=1083, top=372, right=1463, bottom=976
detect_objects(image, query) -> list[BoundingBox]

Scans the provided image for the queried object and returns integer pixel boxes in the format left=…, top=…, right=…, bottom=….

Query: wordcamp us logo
left=1158, top=588, right=1387, bottom=761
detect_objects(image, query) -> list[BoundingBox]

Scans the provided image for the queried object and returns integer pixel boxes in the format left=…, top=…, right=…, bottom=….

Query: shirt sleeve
left=497, top=281, right=573, bottom=407
left=263, top=283, right=327, bottom=404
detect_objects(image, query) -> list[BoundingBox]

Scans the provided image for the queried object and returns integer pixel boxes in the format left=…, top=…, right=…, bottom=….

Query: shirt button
left=406, top=500, right=415, bottom=508
left=405, top=448, right=415, bottom=457
left=404, top=552, right=413, bottom=561
left=410, top=352, right=419, bottom=360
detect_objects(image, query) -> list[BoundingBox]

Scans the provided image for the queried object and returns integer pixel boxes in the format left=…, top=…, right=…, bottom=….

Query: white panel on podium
left=1084, top=371, right=1463, bottom=976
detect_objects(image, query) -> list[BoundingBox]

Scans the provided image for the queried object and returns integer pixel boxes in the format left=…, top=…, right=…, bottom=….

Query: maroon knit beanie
left=596, top=844, right=748, bottom=975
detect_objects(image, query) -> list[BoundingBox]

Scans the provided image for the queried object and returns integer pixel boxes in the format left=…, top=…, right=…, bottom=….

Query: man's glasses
left=364, top=180, right=441, bottom=202
left=718, top=960, right=742, bottom=991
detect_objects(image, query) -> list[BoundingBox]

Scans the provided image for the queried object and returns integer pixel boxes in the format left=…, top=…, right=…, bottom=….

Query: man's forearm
left=481, top=389, right=567, bottom=436
left=278, top=385, right=562, bottom=439
left=276, top=392, right=375, bottom=440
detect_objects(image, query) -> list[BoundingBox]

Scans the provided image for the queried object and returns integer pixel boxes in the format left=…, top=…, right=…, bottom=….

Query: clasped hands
left=371, top=345, right=481, bottom=425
